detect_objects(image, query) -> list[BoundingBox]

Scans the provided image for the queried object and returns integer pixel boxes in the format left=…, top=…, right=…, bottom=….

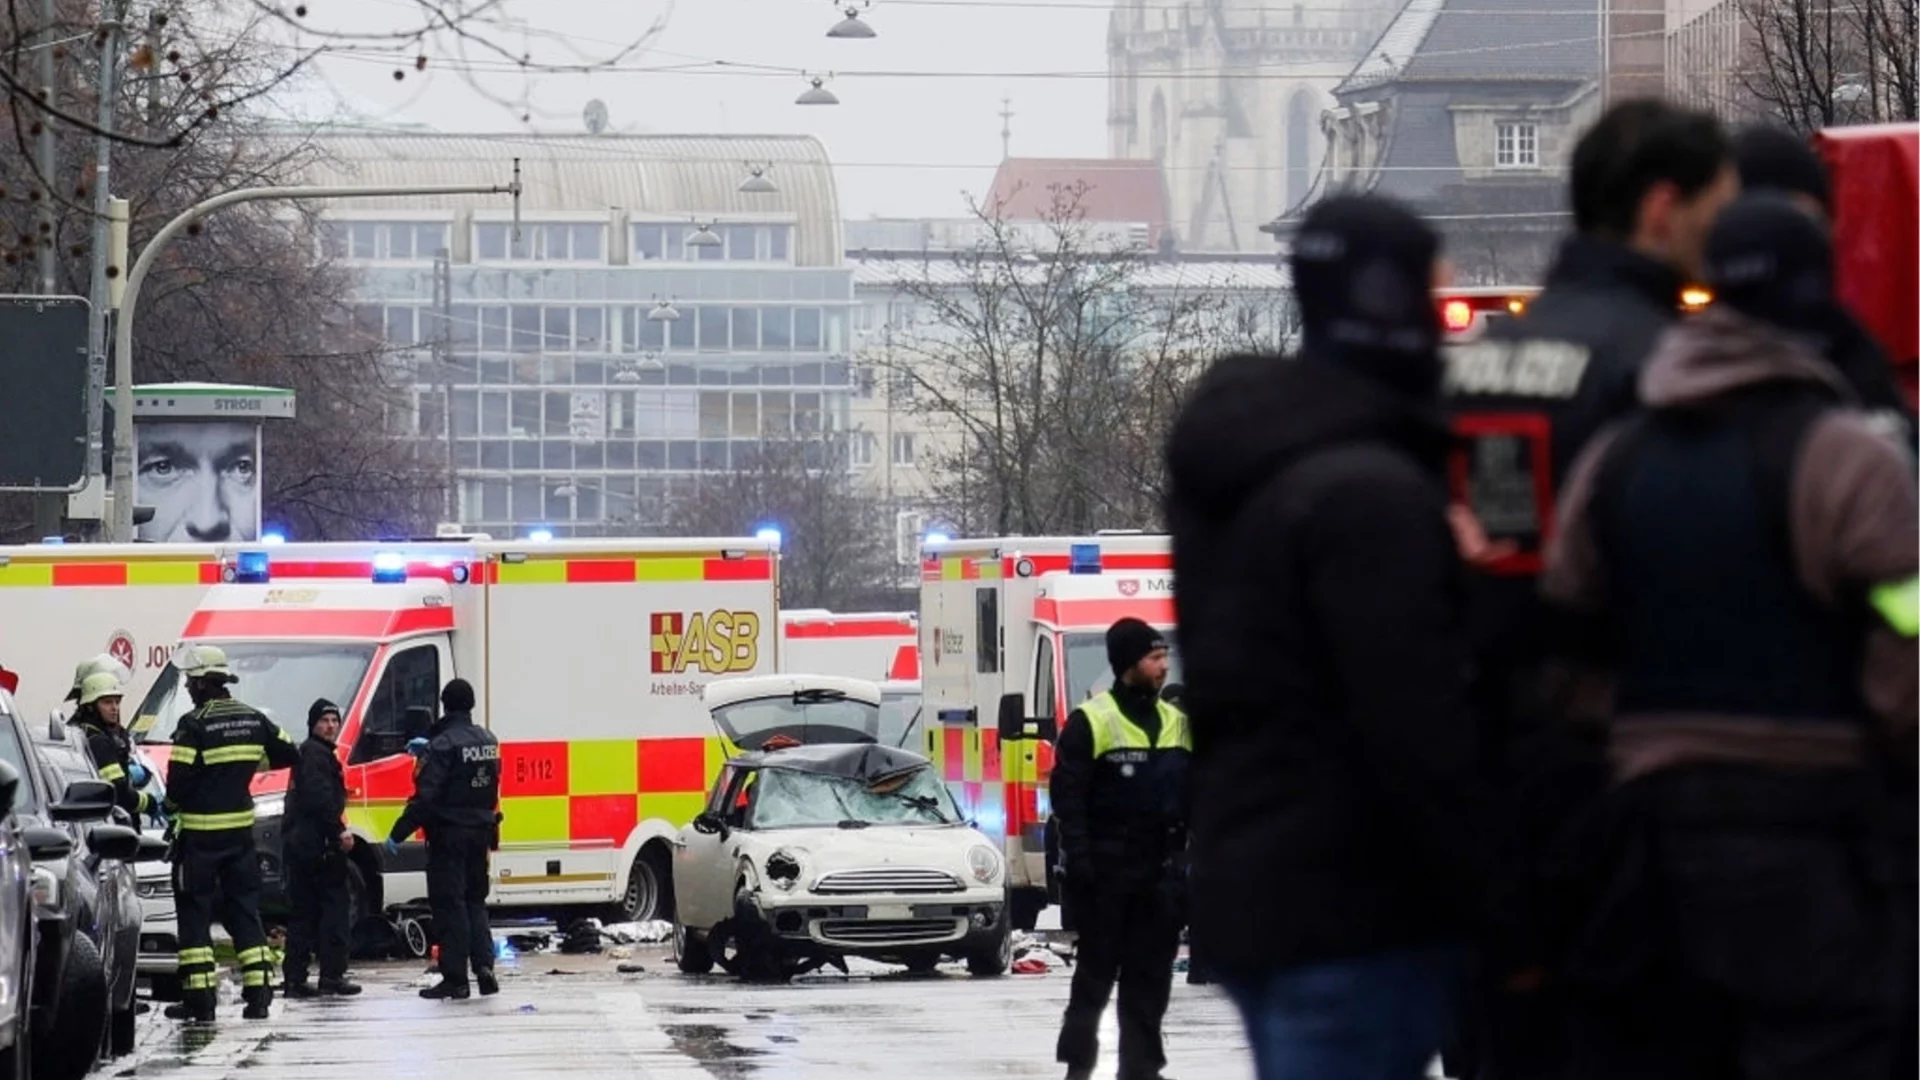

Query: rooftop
left=1340, top=0, right=1601, bottom=92
left=291, top=130, right=846, bottom=265
left=984, top=158, right=1173, bottom=247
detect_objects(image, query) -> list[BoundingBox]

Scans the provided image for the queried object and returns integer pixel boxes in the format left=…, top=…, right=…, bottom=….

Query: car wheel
left=607, top=847, right=673, bottom=925
left=672, top=923, right=714, bottom=975
left=966, top=916, right=1012, bottom=978
left=34, top=934, right=106, bottom=1080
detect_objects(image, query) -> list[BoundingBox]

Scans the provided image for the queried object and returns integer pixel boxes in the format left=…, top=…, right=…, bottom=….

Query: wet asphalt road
left=107, top=947, right=1258, bottom=1080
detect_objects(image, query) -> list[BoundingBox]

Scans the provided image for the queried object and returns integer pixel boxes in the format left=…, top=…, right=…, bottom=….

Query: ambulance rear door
left=476, top=537, right=779, bottom=909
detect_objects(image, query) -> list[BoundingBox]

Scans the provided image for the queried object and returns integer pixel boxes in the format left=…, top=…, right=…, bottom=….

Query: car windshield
left=879, top=691, right=921, bottom=749
left=39, top=745, right=93, bottom=786
left=710, top=690, right=880, bottom=749
left=132, top=644, right=374, bottom=745
left=1063, top=630, right=1182, bottom=709
left=748, top=765, right=961, bottom=829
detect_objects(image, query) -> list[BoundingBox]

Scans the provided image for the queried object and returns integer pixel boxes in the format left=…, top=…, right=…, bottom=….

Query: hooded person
left=1732, top=123, right=1918, bottom=458
left=280, top=699, right=361, bottom=998
left=1539, top=192, right=1917, bottom=1078
left=1047, top=616, right=1189, bottom=1080
left=1167, top=194, right=1500, bottom=1080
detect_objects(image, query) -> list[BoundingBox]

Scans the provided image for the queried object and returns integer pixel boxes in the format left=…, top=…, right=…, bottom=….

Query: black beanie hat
left=1706, top=193, right=1836, bottom=342
left=1290, top=194, right=1443, bottom=400
left=1106, top=617, right=1168, bottom=680
left=307, top=698, right=341, bottom=730
left=441, top=678, right=476, bottom=712
left=1733, top=125, right=1832, bottom=215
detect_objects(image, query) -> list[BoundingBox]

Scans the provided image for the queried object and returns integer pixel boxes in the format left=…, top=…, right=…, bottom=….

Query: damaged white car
left=670, top=738, right=1011, bottom=981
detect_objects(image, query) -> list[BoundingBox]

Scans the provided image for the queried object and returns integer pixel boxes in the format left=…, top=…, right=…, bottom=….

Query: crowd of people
left=1051, top=98, right=1916, bottom=1080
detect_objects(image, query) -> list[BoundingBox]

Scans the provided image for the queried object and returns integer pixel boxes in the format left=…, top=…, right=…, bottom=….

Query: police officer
left=282, top=700, right=362, bottom=999
left=70, top=672, right=157, bottom=825
left=163, top=645, right=300, bottom=1022
left=1050, top=618, right=1191, bottom=1080
left=385, top=679, right=501, bottom=1001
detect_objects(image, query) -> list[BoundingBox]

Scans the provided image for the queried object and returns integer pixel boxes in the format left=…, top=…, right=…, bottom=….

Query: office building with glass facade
left=302, top=133, right=854, bottom=537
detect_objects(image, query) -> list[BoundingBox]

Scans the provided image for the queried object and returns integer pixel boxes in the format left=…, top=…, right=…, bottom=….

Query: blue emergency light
left=924, top=531, right=951, bottom=547
left=755, top=526, right=783, bottom=548
left=233, top=551, right=272, bottom=584
left=371, top=552, right=408, bottom=584
left=1069, top=543, right=1102, bottom=574
left=261, top=531, right=287, bottom=546
left=527, top=528, right=554, bottom=543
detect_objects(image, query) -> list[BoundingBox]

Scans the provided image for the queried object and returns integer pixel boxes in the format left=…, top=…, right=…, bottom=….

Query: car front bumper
left=745, top=887, right=1006, bottom=951
left=135, top=876, right=178, bottom=976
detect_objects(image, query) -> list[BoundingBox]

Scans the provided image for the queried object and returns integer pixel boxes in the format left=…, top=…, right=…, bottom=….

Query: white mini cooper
left=671, top=676, right=1010, bottom=980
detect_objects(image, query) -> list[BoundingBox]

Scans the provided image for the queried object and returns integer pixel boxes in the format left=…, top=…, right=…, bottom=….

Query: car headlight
left=967, top=844, right=1002, bottom=884
left=29, top=866, right=58, bottom=909
left=253, top=794, right=285, bottom=822
left=765, top=849, right=803, bottom=892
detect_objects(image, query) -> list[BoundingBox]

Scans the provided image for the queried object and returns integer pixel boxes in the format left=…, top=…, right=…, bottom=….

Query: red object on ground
left=1813, top=123, right=1920, bottom=405
left=1011, top=958, right=1049, bottom=975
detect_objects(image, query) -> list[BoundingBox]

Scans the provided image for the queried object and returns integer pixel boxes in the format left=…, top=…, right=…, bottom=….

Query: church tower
left=1107, top=0, right=1404, bottom=252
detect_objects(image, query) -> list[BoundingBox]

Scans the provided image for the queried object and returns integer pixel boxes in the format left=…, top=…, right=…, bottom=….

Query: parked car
left=0, top=725, right=43, bottom=1080
left=670, top=741, right=1011, bottom=981
left=0, top=706, right=144, bottom=1080
left=31, top=722, right=162, bottom=1059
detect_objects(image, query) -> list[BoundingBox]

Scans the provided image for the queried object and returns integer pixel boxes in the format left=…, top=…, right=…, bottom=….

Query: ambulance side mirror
left=997, top=694, right=1054, bottom=743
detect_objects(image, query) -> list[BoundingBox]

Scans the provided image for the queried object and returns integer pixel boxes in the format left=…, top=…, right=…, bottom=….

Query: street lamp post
left=109, top=177, right=523, bottom=542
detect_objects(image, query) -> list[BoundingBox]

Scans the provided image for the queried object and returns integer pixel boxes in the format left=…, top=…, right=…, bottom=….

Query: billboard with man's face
left=134, top=420, right=261, bottom=543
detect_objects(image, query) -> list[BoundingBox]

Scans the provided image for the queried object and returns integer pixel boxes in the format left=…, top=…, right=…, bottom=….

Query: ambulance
left=779, top=610, right=916, bottom=683
left=0, top=543, right=230, bottom=724
left=125, top=537, right=781, bottom=927
left=917, top=534, right=1179, bottom=929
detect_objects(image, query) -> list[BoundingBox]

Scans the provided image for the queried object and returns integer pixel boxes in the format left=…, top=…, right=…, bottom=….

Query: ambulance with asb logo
left=121, top=537, right=780, bottom=928
left=917, top=534, right=1179, bottom=929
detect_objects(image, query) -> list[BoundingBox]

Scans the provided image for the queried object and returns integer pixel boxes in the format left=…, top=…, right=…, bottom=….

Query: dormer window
left=1495, top=122, right=1540, bottom=169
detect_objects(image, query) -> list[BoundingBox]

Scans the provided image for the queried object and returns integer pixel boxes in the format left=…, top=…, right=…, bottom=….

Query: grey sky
left=289, top=0, right=1111, bottom=219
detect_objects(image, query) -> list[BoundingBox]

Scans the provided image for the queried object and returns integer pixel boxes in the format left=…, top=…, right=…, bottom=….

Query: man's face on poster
left=135, top=422, right=258, bottom=543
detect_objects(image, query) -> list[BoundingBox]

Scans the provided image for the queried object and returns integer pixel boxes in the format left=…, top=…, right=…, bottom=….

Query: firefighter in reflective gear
left=70, top=672, right=155, bottom=824
left=163, top=645, right=300, bottom=1022
left=1050, top=618, right=1192, bottom=1080
left=386, top=679, right=502, bottom=1000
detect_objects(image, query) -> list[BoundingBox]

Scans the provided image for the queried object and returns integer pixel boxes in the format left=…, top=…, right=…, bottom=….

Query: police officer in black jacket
left=386, top=679, right=501, bottom=1000
left=1050, top=618, right=1190, bottom=1080
left=282, top=700, right=362, bottom=999
left=163, top=645, right=301, bottom=1023
left=1438, top=99, right=1737, bottom=1080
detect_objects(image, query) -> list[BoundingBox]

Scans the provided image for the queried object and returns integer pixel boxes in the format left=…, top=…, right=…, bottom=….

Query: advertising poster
left=133, top=419, right=262, bottom=543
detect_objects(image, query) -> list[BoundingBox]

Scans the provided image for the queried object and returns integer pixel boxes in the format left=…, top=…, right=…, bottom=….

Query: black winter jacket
left=1167, top=357, right=1497, bottom=974
left=285, top=736, right=349, bottom=857
left=72, top=712, right=151, bottom=820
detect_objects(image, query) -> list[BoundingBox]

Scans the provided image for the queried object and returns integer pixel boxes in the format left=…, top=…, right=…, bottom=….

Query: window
left=1495, top=122, right=1540, bottom=169
left=975, top=587, right=1000, bottom=674
left=850, top=430, right=875, bottom=467
left=793, top=308, right=823, bottom=351
left=731, top=308, right=760, bottom=352
left=698, top=306, right=729, bottom=352
left=892, top=432, right=916, bottom=467
left=768, top=225, right=791, bottom=262
left=726, top=225, right=758, bottom=262
left=474, top=222, right=607, bottom=262
left=349, top=644, right=440, bottom=764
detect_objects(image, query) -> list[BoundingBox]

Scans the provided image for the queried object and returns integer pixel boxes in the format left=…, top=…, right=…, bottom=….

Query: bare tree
left=1738, top=0, right=1918, bottom=131
left=1, top=0, right=670, bottom=153
left=665, top=434, right=899, bottom=611
left=875, top=183, right=1291, bottom=536
left=0, top=1, right=443, bottom=541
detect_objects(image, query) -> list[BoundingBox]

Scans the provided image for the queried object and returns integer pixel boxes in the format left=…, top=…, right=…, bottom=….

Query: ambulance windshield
left=132, top=643, right=374, bottom=744
left=1063, top=631, right=1182, bottom=709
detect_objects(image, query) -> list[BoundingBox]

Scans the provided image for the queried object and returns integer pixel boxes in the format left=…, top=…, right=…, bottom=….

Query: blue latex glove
left=382, top=838, right=400, bottom=857
left=406, top=738, right=429, bottom=758
left=127, top=763, right=151, bottom=788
